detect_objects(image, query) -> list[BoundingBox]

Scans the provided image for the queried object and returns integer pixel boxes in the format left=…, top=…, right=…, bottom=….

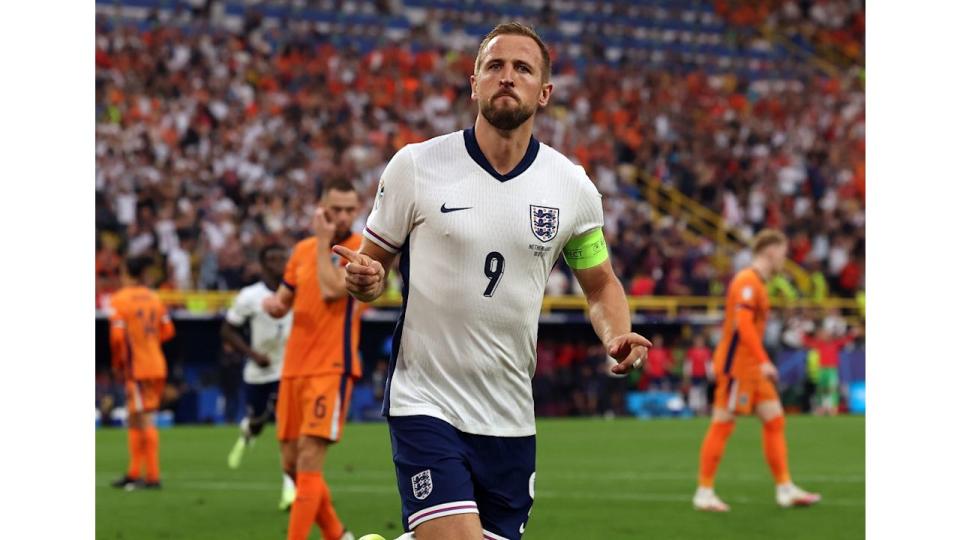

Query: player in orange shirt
left=263, top=179, right=363, bottom=540
left=108, top=256, right=175, bottom=490
left=693, top=230, right=821, bottom=511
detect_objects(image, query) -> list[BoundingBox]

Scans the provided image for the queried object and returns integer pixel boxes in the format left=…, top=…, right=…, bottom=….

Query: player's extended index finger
left=332, top=245, right=362, bottom=265
left=631, top=334, right=653, bottom=348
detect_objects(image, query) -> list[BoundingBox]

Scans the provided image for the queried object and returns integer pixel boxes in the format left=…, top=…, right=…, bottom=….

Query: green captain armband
left=562, top=228, right=609, bottom=270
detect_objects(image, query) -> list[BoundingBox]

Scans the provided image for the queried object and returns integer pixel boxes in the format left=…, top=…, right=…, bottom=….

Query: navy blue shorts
left=388, top=415, right=536, bottom=540
left=245, top=380, right=279, bottom=423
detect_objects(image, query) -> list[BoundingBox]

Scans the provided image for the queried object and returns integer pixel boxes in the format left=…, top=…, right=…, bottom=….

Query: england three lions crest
left=530, top=205, right=560, bottom=243
left=412, top=469, right=433, bottom=500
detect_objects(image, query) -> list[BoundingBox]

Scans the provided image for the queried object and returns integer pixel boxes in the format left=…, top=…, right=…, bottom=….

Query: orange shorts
left=125, top=378, right=165, bottom=415
left=714, top=373, right=779, bottom=415
left=276, top=374, right=354, bottom=442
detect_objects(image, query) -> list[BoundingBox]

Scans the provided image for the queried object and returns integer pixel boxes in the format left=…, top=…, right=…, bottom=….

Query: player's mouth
left=493, top=91, right=519, bottom=102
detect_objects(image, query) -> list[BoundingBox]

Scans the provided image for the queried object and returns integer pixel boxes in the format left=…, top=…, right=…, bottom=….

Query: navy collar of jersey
left=463, top=127, right=540, bottom=182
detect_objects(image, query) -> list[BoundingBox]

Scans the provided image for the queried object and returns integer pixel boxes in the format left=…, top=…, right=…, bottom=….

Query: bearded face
left=471, top=34, right=553, bottom=132
left=480, top=89, right=536, bottom=131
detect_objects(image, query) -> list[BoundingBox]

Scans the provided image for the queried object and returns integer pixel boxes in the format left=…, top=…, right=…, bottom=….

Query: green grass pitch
left=96, top=416, right=864, bottom=539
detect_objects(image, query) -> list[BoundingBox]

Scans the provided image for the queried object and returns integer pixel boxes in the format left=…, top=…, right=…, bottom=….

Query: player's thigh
left=125, top=378, right=164, bottom=418
left=275, top=378, right=302, bottom=442
left=468, top=433, right=536, bottom=540
left=414, top=513, right=483, bottom=540
left=388, top=415, right=478, bottom=533
left=296, top=435, right=330, bottom=472
left=298, top=374, right=352, bottom=442
left=822, top=367, right=839, bottom=390
left=712, top=375, right=748, bottom=419
left=755, top=378, right=784, bottom=421
left=247, top=381, right=279, bottom=421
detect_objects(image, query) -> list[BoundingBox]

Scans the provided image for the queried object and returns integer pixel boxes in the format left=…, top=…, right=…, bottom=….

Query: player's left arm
left=569, top=228, right=652, bottom=374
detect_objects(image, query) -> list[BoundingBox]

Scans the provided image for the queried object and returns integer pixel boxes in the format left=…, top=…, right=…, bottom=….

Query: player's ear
left=538, top=82, right=554, bottom=108
left=469, top=74, right=478, bottom=100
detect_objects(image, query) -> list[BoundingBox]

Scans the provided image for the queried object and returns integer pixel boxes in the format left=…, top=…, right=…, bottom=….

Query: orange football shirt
left=281, top=234, right=364, bottom=379
left=108, top=286, right=175, bottom=380
left=712, top=268, right=771, bottom=379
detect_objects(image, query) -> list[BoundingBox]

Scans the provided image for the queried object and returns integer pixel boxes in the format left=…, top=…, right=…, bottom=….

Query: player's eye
left=518, top=64, right=530, bottom=73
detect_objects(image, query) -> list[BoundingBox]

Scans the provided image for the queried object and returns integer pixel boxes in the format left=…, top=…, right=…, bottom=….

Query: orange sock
left=143, top=426, right=160, bottom=482
left=698, top=421, right=735, bottom=487
left=762, top=416, right=792, bottom=485
left=126, top=428, right=144, bottom=479
left=314, top=474, right=344, bottom=540
left=289, top=472, right=339, bottom=540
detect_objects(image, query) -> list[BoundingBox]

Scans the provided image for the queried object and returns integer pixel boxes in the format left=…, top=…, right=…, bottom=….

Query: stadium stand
left=95, top=0, right=865, bottom=421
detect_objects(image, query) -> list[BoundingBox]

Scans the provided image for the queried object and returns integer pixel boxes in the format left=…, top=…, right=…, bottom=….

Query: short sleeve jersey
left=713, top=268, right=770, bottom=378
left=364, top=128, right=604, bottom=436
left=225, top=281, right=292, bottom=384
left=281, top=234, right=364, bottom=379
left=108, top=286, right=174, bottom=380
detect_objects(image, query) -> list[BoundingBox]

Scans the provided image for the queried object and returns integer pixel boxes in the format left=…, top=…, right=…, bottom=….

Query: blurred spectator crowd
left=95, top=0, right=864, bottom=307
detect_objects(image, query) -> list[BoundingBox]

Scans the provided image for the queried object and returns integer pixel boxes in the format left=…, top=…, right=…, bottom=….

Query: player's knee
left=711, top=407, right=736, bottom=424
left=763, top=415, right=785, bottom=433
left=296, top=437, right=329, bottom=471
left=128, top=412, right=144, bottom=429
left=248, top=418, right=265, bottom=437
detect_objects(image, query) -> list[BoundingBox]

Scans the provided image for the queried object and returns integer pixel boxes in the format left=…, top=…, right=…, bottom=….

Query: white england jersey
left=225, top=282, right=292, bottom=385
left=364, top=128, right=604, bottom=436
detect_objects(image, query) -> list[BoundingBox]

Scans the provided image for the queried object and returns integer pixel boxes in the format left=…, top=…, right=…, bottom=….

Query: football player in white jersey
left=337, top=22, right=652, bottom=540
left=222, top=243, right=296, bottom=510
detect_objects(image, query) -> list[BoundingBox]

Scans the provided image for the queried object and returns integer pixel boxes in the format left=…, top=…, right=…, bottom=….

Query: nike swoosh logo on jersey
left=440, top=203, right=473, bottom=213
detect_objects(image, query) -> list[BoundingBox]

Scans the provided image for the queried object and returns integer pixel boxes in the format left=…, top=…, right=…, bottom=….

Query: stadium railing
left=637, top=172, right=814, bottom=294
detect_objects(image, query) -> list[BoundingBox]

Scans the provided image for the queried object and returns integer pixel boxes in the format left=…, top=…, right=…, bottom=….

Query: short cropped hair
left=475, top=22, right=551, bottom=83
left=258, top=243, right=286, bottom=264
left=125, top=256, right=151, bottom=280
left=321, top=178, right=357, bottom=196
left=751, top=229, right=788, bottom=254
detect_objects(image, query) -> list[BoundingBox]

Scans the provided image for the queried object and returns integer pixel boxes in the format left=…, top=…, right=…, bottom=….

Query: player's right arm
left=339, top=146, right=416, bottom=303
left=334, top=240, right=394, bottom=303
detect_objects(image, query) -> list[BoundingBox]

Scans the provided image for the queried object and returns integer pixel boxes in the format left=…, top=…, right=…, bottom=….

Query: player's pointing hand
left=332, top=245, right=386, bottom=302
left=607, top=332, right=653, bottom=375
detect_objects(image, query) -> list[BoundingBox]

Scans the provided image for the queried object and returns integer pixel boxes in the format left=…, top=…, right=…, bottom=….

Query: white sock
left=776, top=482, right=794, bottom=493
left=695, top=486, right=714, bottom=497
left=283, top=473, right=295, bottom=491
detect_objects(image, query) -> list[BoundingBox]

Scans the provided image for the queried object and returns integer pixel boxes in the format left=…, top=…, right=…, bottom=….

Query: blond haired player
left=693, top=229, right=822, bottom=511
